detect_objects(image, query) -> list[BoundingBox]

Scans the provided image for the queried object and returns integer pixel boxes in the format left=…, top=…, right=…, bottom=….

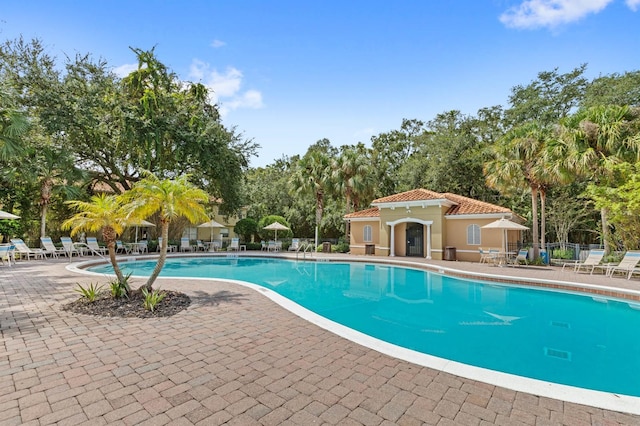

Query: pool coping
left=67, top=253, right=640, bottom=415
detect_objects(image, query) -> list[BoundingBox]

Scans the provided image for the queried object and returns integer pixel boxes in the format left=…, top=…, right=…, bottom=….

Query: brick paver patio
left=1, top=254, right=639, bottom=425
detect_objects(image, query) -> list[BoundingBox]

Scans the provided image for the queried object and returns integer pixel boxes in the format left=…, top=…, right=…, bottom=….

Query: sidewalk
left=1, top=255, right=639, bottom=425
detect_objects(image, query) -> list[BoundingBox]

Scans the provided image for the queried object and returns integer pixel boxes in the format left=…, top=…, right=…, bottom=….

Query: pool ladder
left=296, top=243, right=315, bottom=261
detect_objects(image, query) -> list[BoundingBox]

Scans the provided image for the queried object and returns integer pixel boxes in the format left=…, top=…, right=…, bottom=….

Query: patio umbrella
left=197, top=219, right=225, bottom=242
left=481, top=218, right=528, bottom=252
left=263, top=222, right=289, bottom=241
left=129, top=219, right=156, bottom=242
left=0, top=210, right=20, bottom=220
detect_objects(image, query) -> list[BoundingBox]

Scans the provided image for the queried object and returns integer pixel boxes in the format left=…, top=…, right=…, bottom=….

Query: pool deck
left=2, top=252, right=640, bottom=425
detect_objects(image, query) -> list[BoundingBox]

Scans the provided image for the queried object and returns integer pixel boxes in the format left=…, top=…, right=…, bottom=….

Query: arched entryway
left=406, top=223, right=424, bottom=257
left=386, top=218, right=433, bottom=259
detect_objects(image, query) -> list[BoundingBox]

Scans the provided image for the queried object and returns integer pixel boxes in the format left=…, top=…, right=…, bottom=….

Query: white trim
left=372, top=199, right=456, bottom=210
left=346, top=217, right=380, bottom=222
left=446, top=213, right=514, bottom=220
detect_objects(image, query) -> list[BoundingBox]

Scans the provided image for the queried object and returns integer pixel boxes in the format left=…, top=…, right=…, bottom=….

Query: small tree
left=121, top=172, right=209, bottom=292
left=234, top=217, right=258, bottom=242
left=62, top=194, right=128, bottom=289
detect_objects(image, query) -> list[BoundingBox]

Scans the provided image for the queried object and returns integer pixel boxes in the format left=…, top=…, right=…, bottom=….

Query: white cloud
left=627, top=0, right=640, bottom=11
left=188, top=60, right=263, bottom=115
left=113, top=63, right=138, bottom=78
left=499, top=0, right=613, bottom=29
left=211, top=39, right=226, bottom=48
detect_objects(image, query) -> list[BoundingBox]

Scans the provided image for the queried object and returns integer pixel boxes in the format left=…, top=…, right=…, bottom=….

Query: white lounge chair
left=40, top=237, right=66, bottom=258
left=597, top=251, right=640, bottom=279
left=0, top=244, right=14, bottom=266
left=60, top=237, right=81, bottom=257
left=196, top=240, right=206, bottom=251
left=508, top=249, right=529, bottom=265
left=115, top=240, right=130, bottom=254
left=566, top=249, right=606, bottom=274
left=86, top=237, right=107, bottom=255
left=180, top=238, right=193, bottom=252
left=288, top=238, right=300, bottom=252
left=10, top=238, right=45, bottom=260
left=228, top=238, right=239, bottom=251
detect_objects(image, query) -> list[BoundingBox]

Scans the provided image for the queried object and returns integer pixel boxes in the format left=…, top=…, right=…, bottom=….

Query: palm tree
left=560, top=104, right=640, bottom=251
left=62, top=194, right=128, bottom=288
left=34, top=146, right=86, bottom=237
left=485, top=122, right=550, bottom=258
left=332, top=146, right=371, bottom=239
left=0, top=100, right=29, bottom=160
left=121, top=173, right=209, bottom=291
left=289, top=151, right=332, bottom=240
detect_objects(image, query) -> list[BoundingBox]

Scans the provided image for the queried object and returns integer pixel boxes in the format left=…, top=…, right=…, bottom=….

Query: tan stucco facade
left=346, top=189, right=523, bottom=262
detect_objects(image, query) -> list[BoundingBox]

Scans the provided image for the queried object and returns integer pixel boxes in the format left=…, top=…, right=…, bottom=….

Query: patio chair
left=597, top=251, right=640, bottom=279
left=116, top=240, right=130, bottom=254
left=40, top=237, right=66, bottom=258
left=158, top=237, right=177, bottom=253
left=10, top=238, right=45, bottom=260
left=180, top=238, right=193, bottom=252
left=86, top=237, right=107, bottom=255
left=60, top=237, right=81, bottom=257
left=508, top=249, right=529, bottom=265
left=196, top=240, right=206, bottom=251
left=0, top=244, right=14, bottom=266
left=261, top=241, right=268, bottom=251
left=228, top=237, right=239, bottom=251
left=479, top=247, right=492, bottom=263
left=288, top=238, right=300, bottom=252
left=567, top=249, right=606, bottom=274
left=210, top=241, right=221, bottom=252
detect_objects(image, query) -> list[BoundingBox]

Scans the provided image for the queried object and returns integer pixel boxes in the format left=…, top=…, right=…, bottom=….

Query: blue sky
left=1, top=1, right=639, bottom=167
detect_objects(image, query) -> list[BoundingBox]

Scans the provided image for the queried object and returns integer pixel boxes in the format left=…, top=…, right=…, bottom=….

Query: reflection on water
left=89, top=257, right=640, bottom=397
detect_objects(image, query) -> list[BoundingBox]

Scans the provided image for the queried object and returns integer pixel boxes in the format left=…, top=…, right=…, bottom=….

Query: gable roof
left=345, top=188, right=514, bottom=219
left=372, top=188, right=444, bottom=204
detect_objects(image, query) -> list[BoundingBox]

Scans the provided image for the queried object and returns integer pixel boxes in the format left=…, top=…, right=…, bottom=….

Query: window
left=467, top=224, right=480, bottom=245
left=363, top=225, right=373, bottom=242
left=182, top=227, right=197, bottom=241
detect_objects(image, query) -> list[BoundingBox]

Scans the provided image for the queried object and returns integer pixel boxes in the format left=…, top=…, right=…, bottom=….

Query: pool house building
left=345, top=189, right=524, bottom=261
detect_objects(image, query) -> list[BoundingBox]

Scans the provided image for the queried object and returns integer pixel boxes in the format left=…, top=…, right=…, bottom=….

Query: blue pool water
left=89, top=257, right=640, bottom=397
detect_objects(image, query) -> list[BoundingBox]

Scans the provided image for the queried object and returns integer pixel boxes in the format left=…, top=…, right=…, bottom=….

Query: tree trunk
left=40, top=179, right=53, bottom=238
left=103, top=228, right=127, bottom=290
left=315, top=190, right=324, bottom=239
left=539, top=187, right=546, bottom=253
left=142, top=220, right=169, bottom=292
left=601, top=207, right=610, bottom=254
left=40, top=203, right=48, bottom=238
left=531, top=186, right=539, bottom=259
left=344, top=189, right=353, bottom=240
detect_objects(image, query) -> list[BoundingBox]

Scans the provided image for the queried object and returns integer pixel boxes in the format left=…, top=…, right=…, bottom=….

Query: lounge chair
left=0, top=244, right=14, bottom=266
left=288, top=238, right=300, bottom=252
left=86, top=237, right=107, bottom=255
left=10, top=238, right=45, bottom=260
left=261, top=241, right=268, bottom=251
left=180, top=237, right=193, bottom=252
left=115, top=240, right=130, bottom=254
left=228, top=238, right=239, bottom=251
left=508, top=248, right=529, bottom=265
left=565, top=249, right=606, bottom=273
left=596, top=251, right=640, bottom=279
left=158, top=237, right=177, bottom=253
left=40, top=237, right=66, bottom=258
left=60, top=237, right=82, bottom=257
left=196, top=240, right=206, bottom=251
left=479, top=247, right=493, bottom=264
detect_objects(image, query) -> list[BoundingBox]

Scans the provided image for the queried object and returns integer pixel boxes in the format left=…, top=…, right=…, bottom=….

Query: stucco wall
left=445, top=218, right=522, bottom=262
left=378, top=205, right=446, bottom=260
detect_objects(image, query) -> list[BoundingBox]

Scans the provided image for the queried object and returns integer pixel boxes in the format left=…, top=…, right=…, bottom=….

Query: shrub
left=551, top=248, right=573, bottom=259
left=75, top=282, right=103, bottom=302
left=332, top=242, right=350, bottom=253
left=244, top=242, right=262, bottom=251
left=141, top=288, right=166, bottom=312
left=109, top=280, right=128, bottom=298
left=234, top=218, right=258, bottom=242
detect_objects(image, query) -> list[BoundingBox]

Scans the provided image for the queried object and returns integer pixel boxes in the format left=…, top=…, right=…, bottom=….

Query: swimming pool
left=86, top=257, right=640, bottom=404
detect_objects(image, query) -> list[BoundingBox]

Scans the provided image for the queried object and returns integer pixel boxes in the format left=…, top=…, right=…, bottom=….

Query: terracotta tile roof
left=344, top=207, right=380, bottom=219
left=348, top=188, right=513, bottom=218
left=442, top=193, right=512, bottom=216
left=372, top=189, right=445, bottom=204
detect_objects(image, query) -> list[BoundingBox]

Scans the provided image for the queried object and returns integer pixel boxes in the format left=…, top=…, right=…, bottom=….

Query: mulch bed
left=62, top=290, right=191, bottom=318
